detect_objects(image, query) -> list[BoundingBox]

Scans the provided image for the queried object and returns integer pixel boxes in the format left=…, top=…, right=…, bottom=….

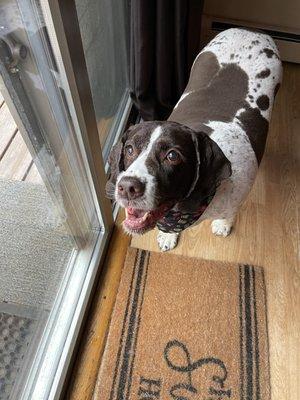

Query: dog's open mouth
left=123, top=203, right=172, bottom=234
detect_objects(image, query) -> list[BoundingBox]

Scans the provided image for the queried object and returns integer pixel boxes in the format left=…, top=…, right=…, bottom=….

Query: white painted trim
left=20, top=230, right=109, bottom=400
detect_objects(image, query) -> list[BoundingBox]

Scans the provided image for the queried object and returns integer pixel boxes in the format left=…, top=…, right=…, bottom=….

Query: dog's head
left=106, top=121, right=231, bottom=234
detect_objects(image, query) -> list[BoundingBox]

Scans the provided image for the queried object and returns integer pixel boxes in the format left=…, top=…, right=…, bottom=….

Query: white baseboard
left=201, top=14, right=300, bottom=64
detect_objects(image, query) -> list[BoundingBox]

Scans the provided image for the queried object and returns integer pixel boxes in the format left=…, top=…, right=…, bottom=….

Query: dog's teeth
left=125, top=209, right=128, bottom=218
left=142, top=211, right=150, bottom=221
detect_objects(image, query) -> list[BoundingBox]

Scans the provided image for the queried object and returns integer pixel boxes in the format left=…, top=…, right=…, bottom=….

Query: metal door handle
left=0, top=35, right=27, bottom=73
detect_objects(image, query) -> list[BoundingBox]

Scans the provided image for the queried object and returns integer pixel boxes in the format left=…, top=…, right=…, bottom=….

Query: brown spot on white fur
left=256, top=68, right=271, bottom=79
left=261, top=48, right=279, bottom=59
left=186, top=52, right=220, bottom=92
left=169, top=53, right=249, bottom=131
left=237, top=106, right=269, bottom=163
left=256, top=95, right=270, bottom=111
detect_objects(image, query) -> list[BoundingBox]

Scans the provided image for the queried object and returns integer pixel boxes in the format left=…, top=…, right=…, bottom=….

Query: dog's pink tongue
left=126, top=208, right=147, bottom=220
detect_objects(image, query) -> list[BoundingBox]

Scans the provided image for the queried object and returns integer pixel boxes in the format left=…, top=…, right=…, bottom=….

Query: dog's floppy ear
left=105, top=124, right=138, bottom=198
left=109, top=141, right=124, bottom=181
left=105, top=141, right=124, bottom=199
left=105, top=126, right=133, bottom=199
left=179, top=132, right=232, bottom=212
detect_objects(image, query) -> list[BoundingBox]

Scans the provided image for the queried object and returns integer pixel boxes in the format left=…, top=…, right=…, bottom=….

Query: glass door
left=75, top=0, right=131, bottom=162
left=0, top=0, right=128, bottom=399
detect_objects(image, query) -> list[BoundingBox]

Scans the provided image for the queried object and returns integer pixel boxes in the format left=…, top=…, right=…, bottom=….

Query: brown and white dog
left=106, top=28, right=282, bottom=251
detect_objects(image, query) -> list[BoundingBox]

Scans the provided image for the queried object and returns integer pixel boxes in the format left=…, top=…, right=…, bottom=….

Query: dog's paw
left=211, top=219, right=233, bottom=237
left=157, top=231, right=179, bottom=252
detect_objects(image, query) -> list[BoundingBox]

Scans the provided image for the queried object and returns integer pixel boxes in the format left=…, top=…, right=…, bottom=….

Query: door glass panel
left=75, top=0, right=130, bottom=154
left=0, top=1, right=110, bottom=399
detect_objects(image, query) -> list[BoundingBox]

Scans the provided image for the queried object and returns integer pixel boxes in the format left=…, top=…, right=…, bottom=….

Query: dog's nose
left=118, top=177, right=145, bottom=200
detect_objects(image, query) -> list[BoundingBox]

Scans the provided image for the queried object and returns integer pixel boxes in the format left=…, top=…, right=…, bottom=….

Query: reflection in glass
left=76, top=0, right=130, bottom=147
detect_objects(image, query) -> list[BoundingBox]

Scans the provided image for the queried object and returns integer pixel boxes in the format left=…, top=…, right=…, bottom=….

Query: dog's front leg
left=157, top=230, right=180, bottom=252
left=211, top=216, right=235, bottom=237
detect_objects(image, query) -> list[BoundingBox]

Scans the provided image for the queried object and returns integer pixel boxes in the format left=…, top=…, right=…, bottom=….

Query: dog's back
left=169, top=28, right=282, bottom=224
left=170, top=28, right=282, bottom=163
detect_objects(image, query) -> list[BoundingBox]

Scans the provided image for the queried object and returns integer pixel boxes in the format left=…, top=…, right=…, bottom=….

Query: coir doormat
left=94, top=248, right=270, bottom=400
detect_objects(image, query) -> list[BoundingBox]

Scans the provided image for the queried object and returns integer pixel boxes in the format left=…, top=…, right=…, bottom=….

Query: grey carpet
left=0, top=178, right=75, bottom=309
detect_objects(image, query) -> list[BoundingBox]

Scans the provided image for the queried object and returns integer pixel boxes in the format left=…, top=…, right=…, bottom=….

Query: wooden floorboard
left=0, top=103, right=18, bottom=159
left=0, top=131, right=33, bottom=181
left=0, top=92, right=4, bottom=107
left=0, top=98, right=43, bottom=184
left=24, top=162, right=43, bottom=184
left=66, top=212, right=130, bottom=400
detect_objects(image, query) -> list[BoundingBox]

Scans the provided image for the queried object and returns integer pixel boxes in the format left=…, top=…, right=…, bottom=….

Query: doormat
left=94, top=248, right=270, bottom=400
left=0, top=311, right=35, bottom=399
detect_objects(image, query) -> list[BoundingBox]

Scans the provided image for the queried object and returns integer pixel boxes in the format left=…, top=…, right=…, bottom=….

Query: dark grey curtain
left=130, top=0, right=204, bottom=121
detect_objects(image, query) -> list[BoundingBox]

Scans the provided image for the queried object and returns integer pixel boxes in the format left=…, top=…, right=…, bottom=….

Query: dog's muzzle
left=117, top=176, right=145, bottom=201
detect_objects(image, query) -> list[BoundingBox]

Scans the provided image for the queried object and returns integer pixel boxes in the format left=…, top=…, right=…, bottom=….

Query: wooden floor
left=0, top=91, right=111, bottom=183
left=67, top=63, right=299, bottom=400
left=132, top=63, right=300, bottom=399
left=0, top=92, right=42, bottom=184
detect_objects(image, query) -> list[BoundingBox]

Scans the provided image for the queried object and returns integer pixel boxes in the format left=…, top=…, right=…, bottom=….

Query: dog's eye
left=166, top=150, right=181, bottom=165
left=125, top=145, right=134, bottom=156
